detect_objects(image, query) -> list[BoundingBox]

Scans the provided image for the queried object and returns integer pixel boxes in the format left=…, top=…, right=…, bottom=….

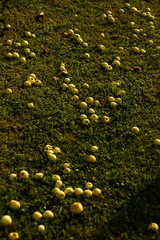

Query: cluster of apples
left=44, top=144, right=61, bottom=161
left=101, top=56, right=121, bottom=72
left=0, top=215, right=19, bottom=240
left=102, top=10, right=116, bottom=23
left=64, top=28, right=88, bottom=47
left=52, top=179, right=101, bottom=200
left=5, top=29, right=36, bottom=63
left=5, top=39, right=36, bottom=63
left=24, top=73, right=42, bottom=87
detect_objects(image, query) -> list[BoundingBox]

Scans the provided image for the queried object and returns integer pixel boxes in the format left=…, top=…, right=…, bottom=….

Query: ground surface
left=0, top=0, right=160, bottom=239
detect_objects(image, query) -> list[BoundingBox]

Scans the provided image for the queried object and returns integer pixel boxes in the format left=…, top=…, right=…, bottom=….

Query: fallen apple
left=32, top=211, right=42, bottom=221
left=87, top=155, right=96, bottom=163
left=43, top=210, right=54, bottom=218
left=0, top=215, right=12, bottom=226
left=10, top=200, right=20, bottom=210
left=148, top=222, right=159, bottom=232
left=70, top=202, right=83, bottom=214
left=8, top=232, right=19, bottom=240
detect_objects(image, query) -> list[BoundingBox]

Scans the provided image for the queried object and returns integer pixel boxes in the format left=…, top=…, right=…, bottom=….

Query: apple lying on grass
left=70, top=202, right=83, bottom=214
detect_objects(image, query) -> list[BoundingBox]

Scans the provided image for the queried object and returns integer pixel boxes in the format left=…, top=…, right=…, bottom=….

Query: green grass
left=0, top=0, right=160, bottom=239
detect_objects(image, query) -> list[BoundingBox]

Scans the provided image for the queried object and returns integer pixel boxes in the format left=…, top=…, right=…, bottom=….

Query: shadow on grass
left=94, top=176, right=160, bottom=240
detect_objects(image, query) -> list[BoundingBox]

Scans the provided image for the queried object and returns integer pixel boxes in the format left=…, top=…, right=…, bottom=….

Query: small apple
left=74, top=188, right=83, bottom=196
left=34, top=173, right=43, bottom=179
left=82, top=118, right=90, bottom=125
left=83, top=189, right=92, bottom=197
left=0, top=215, right=12, bottom=226
left=134, top=29, right=140, bottom=33
left=102, top=14, right=107, bottom=18
left=52, top=175, right=61, bottom=181
left=132, top=47, right=139, bottom=53
left=101, top=116, right=110, bottom=123
left=88, top=108, right=95, bottom=114
left=101, top=62, right=109, bottom=68
left=27, top=103, right=34, bottom=108
left=24, top=81, right=32, bottom=87
left=90, top=114, right=98, bottom=121
left=94, top=100, right=100, bottom=107
left=63, top=163, right=70, bottom=169
left=70, top=202, right=83, bottom=214
left=6, top=24, right=11, bottom=29
left=124, top=3, right=130, bottom=8
left=85, top=182, right=93, bottom=189
left=64, top=187, right=74, bottom=195
left=80, top=114, right=87, bottom=120
left=55, top=180, right=63, bottom=188
left=64, top=78, right=70, bottom=83
left=108, top=96, right=115, bottom=102
left=9, top=173, right=17, bottom=181
left=93, top=188, right=102, bottom=196
left=77, top=37, right=83, bottom=44
left=119, top=9, right=124, bottom=13
left=47, top=154, right=57, bottom=161
left=25, top=31, right=32, bottom=37
left=15, top=42, right=21, bottom=47
left=62, top=83, right=68, bottom=88
left=83, top=83, right=89, bottom=88
left=84, top=53, right=90, bottom=58
left=82, top=42, right=88, bottom=47
left=97, top=44, right=105, bottom=51
left=110, top=102, right=117, bottom=108
left=22, top=40, right=29, bottom=47
left=154, top=139, right=160, bottom=146
left=112, top=60, right=121, bottom=66
left=53, top=147, right=61, bottom=153
left=44, top=144, right=53, bottom=150
left=19, top=170, right=29, bottom=179
left=7, top=39, right=12, bottom=45
left=38, top=225, right=45, bottom=234
left=119, top=90, right=126, bottom=96
left=90, top=146, right=98, bottom=152
left=43, top=210, right=54, bottom=218
left=6, top=88, right=12, bottom=94
left=148, top=222, right=159, bottom=232
left=63, top=168, right=71, bottom=174
left=6, top=53, right=12, bottom=58
left=60, top=66, right=66, bottom=71
left=68, top=29, right=74, bottom=35
left=132, top=126, right=140, bottom=133
left=142, top=12, right=147, bottom=17
left=131, top=7, right=137, bottom=12
left=30, top=52, right=36, bottom=57
left=20, top=57, right=26, bottom=63
left=55, top=190, right=65, bottom=199
left=129, top=22, right=135, bottom=26
left=79, top=102, right=87, bottom=109
left=12, top=52, right=20, bottom=58
left=52, top=187, right=60, bottom=194
left=10, top=200, right=20, bottom=210
left=87, top=155, right=96, bottom=163
left=8, top=232, right=19, bottom=240
left=32, top=211, right=42, bottom=221
left=24, top=48, right=31, bottom=54
left=86, top=97, right=94, bottom=104
left=34, top=79, right=42, bottom=86
left=106, top=65, right=113, bottom=71
left=73, top=95, right=79, bottom=100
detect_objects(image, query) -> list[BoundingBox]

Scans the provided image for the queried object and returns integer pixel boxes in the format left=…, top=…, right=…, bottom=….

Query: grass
left=0, top=0, right=160, bottom=239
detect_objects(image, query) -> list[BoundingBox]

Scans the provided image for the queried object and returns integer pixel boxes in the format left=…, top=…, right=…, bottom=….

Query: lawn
left=0, top=0, right=160, bottom=239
